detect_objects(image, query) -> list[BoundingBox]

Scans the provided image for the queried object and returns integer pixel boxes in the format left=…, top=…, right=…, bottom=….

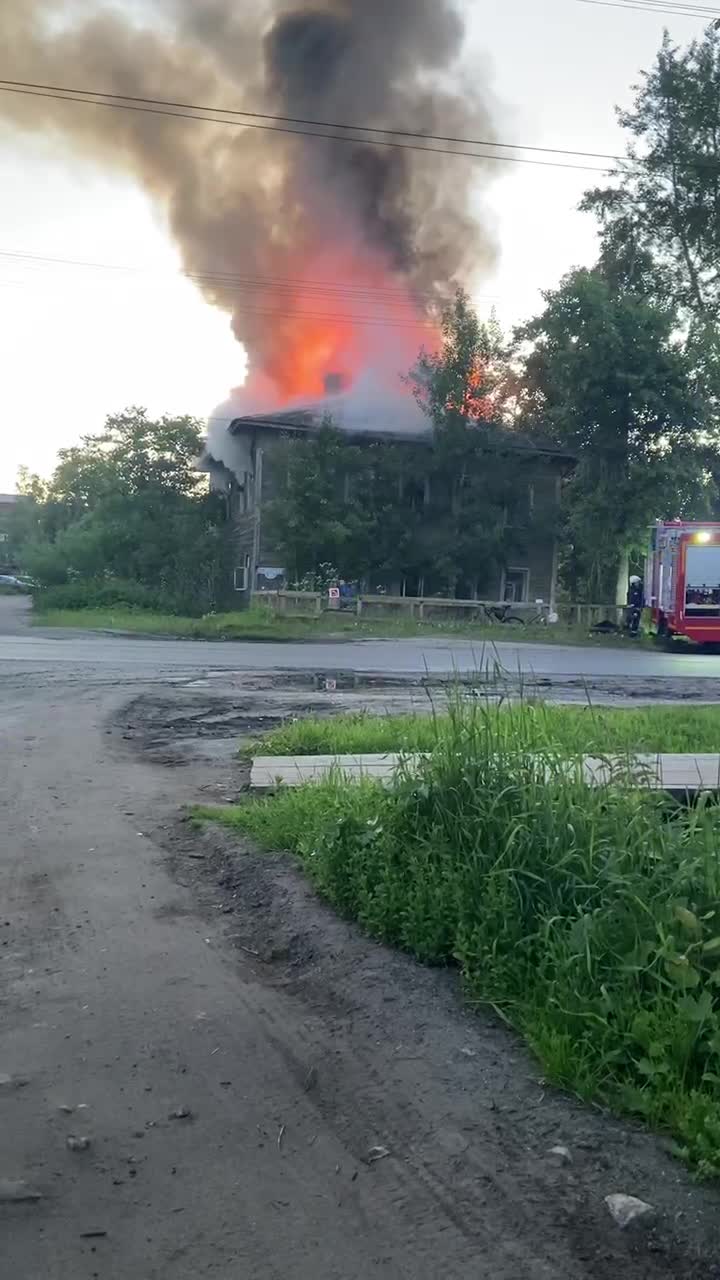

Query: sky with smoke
left=1, top=0, right=500, bottom=407
left=0, top=0, right=711, bottom=487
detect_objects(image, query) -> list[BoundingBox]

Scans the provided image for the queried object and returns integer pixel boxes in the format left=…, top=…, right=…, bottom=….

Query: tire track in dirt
left=162, top=814, right=720, bottom=1280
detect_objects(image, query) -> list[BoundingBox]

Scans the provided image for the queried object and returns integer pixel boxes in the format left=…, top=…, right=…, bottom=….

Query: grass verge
left=251, top=702, right=720, bottom=757
left=200, top=700, right=720, bottom=1175
left=33, top=604, right=650, bottom=647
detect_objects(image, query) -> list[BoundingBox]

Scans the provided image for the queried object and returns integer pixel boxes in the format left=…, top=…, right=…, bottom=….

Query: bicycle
left=480, top=603, right=548, bottom=627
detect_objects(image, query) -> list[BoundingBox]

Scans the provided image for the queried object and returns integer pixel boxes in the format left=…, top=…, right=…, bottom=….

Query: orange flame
left=241, top=245, right=438, bottom=411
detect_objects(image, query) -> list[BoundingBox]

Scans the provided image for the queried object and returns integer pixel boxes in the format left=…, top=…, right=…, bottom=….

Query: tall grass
left=205, top=699, right=720, bottom=1174
left=251, top=702, right=720, bottom=757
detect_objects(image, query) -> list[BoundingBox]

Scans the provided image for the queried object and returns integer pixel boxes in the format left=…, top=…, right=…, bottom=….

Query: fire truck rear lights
left=694, top=530, right=713, bottom=544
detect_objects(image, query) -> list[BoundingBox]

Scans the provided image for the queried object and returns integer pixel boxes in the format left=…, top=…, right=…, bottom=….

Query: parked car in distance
left=0, top=574, right=36, bottom=591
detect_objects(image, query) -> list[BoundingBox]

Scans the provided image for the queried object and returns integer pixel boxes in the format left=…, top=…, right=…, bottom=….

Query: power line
left=576, top=0, right=720, bottom=11
left=0, top=75, right=627, bottom=166
left=574, top=0, right=720, bottom=15
left=0, top=76, right=627, bottom=163
left=0, top=249, right=506, bottom=306
left=0, top=281, right=440, bottom=330
left=0, top=255, right=444, bottom=330
left=0, top=252, right=513, bottom=329
left=0, top=249, right=497, bottom=302
left=0, top=83, right=615, bottom=174
left=6, top=76, right=720, bottom=178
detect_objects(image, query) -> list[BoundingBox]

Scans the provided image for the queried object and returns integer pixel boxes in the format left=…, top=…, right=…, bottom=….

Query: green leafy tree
left=408, top=290, right=509, bottom=425
left=407, top=290, right=533, bottom=596
left=518, top=266, right=709, bottom=601
left=582, top=25, right=720, bottom=404
left=19, top=409, right=230, bottom=614
left=265, top=423, right=379, bottom=582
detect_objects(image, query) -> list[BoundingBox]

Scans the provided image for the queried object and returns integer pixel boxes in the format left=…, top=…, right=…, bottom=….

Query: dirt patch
left=155, top=811, right=720, bottom=1279
left=102, top=673, right=720, bottom=1276
left=109, top=682, right=447, bottom=768
left=113, top=690, right=333, bottom=767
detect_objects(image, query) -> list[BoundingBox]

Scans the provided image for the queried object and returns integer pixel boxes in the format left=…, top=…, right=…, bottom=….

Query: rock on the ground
left=605, top=1194, right=655, bottom=1229
left=66, top=1135, right=92, bottom=1152
left=549, top=1145, right=572, bottom=1164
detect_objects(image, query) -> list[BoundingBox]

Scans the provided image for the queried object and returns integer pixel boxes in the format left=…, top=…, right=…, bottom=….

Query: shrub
left=206, top=700, right=720, bottom=1174
left=35, top=578, right=180, bottom=613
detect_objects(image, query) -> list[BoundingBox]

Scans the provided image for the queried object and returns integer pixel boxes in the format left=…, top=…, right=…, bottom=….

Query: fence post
left=315, top=594, right=322, bottom=616
left=356, top=597, right=363, bottom=617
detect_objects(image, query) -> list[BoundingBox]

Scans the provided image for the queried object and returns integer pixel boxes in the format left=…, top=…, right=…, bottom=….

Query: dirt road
left=2, top=596, right=720, bottom=1277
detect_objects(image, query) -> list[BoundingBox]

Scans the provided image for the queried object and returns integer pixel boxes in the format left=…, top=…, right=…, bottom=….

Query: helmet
left=629, top=575, right=641, bottom=584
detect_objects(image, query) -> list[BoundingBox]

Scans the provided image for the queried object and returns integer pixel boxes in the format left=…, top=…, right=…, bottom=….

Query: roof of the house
left=228, top=409, right=574, bottom=463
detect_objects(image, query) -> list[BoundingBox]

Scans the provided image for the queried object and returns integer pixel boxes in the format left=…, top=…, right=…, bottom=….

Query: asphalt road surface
left=2, top=594, right=720, bottom=1278
left=4, top=596, right=720, bottom=680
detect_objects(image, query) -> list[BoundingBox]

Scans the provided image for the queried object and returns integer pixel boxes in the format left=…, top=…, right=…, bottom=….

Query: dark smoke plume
left=0, top=0, right=501, bottom=399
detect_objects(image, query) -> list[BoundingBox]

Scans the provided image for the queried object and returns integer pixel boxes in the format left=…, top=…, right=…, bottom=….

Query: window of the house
left=503, top=568, right=530, bottom=603
left=234, top=554, right=251, bottom=592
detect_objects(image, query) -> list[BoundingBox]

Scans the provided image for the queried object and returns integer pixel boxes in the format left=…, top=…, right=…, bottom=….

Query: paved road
left=4, top=596, right=720, bottom=679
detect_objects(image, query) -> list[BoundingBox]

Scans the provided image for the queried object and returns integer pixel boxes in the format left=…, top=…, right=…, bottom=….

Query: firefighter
left=626, top=574, right=644, bottom=636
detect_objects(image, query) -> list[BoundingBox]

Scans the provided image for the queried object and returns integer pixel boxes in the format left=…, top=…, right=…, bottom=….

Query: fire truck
left=646, top=521, right=720, bottom=644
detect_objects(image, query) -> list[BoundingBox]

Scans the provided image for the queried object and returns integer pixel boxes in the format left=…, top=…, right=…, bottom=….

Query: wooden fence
left=253, top=590, right=626, bottom=629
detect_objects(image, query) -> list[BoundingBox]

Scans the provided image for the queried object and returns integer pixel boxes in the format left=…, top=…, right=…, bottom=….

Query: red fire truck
left=646, top=521, right=720, bottom=644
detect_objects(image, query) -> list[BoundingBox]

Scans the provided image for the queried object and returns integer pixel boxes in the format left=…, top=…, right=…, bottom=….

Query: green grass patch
left=252, top=703, right=720, bottom=757
left=200, top=700, right=720, bottom=1174
left=34, top=604, right=367, bottom=640
left=33, top=603, right=648, bottom=647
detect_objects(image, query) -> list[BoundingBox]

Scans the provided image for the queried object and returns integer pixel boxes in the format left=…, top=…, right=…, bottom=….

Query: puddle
left=262, top=671, right=494, bottom=692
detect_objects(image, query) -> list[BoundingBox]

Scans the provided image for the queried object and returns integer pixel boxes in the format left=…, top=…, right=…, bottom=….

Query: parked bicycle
left=480, top=603, right=548, bottom=627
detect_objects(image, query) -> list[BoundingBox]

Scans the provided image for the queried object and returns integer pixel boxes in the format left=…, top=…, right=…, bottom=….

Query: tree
left=264, top=422, right=426, bottom=587
left=407, top=290, right=533, bottom=596
left=19, top=408, right=230, bottom=614
left=582, top=25, right=720, bottom=402
left=408, top=290, right=509, bottom=426
left=517, top=265, right=709, bottom=601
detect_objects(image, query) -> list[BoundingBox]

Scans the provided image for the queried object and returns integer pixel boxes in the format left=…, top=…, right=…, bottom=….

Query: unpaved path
left=2, top=596, right=720, bottom=1277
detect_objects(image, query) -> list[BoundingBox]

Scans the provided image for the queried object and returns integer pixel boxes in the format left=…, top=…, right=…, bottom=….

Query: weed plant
left=204, top=698, right=720, bottom=1172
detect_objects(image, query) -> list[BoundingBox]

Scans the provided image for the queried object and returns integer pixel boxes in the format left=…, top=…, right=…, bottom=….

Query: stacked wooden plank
left=250, top=752, right=720, bottom=794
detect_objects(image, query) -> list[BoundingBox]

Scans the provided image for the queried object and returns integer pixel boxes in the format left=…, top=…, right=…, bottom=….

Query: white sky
left=0, top=0, right=709, bottom=491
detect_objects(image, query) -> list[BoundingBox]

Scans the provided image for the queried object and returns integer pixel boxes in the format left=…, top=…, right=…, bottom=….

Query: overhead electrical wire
left=0, top=80, right=616, bottom=174
left=0, top=249, right=510, bottom=324
left=0, top=285, right=438, bottom=331
left=0, top=264, right=444, bottom=331
left=573, top=0, right=720, bottom=16
left=0, top=76, right=625, bottom=163
left=0, top=249, right=503, bottom=304
left=4, top=77, right=720, bottom=176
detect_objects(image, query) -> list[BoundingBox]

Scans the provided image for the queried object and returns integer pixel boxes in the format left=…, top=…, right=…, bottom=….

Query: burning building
left=203, top=405, right=569, bottom=604
left=1, top=0, right=567, bottom=598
